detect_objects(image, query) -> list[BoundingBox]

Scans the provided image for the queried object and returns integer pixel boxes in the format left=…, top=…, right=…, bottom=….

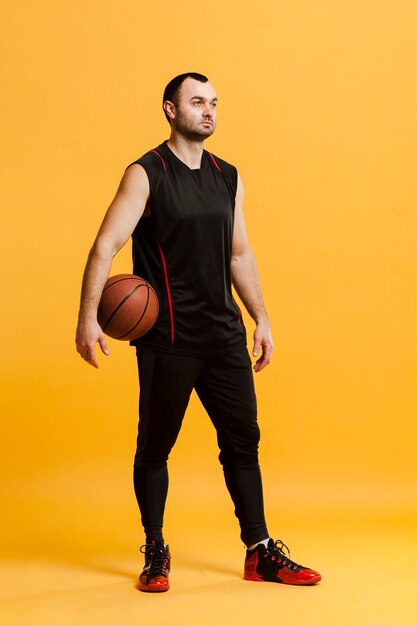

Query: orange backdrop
left=1, top=0, right=416, bottom=559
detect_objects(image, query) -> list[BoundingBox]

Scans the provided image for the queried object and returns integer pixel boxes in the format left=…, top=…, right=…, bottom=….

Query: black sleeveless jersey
left=125, top=140, right=246, bottom=356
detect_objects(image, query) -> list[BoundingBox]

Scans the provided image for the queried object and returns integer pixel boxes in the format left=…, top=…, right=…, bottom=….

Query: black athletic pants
left=133, top=344, right=269, bottom=547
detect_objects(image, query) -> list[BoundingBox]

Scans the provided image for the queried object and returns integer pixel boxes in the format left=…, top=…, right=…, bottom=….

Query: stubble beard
left=174, top=110, right=216, bottom=142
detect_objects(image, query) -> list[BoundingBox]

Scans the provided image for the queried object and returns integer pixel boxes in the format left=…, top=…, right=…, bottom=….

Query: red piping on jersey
left=208, top=152, right=222, bottom=172
left=150, top=150, right=167, bottom=171
left=155, top=236, right=175, bottom=343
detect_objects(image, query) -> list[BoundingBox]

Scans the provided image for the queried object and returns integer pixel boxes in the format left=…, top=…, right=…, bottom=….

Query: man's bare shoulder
left=123, top=161, right=147, bottom=179
left=119, top=162, right=149, bottom=194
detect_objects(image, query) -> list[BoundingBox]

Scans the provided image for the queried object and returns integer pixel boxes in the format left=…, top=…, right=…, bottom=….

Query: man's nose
left=202, top=103, right=213, bottom=117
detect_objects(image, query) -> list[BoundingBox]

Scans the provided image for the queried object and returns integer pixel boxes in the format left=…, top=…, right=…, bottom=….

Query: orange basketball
left=97, top=274, right=159, bottom=341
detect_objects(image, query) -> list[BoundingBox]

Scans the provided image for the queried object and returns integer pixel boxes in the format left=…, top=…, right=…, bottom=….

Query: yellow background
left=1, top=1, right=416, bottom=625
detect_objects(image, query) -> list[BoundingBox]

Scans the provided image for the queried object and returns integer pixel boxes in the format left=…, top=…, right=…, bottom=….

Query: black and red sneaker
left=138, top=541, right=171, bottom=592
left=244, top=539, right=321, bottom=585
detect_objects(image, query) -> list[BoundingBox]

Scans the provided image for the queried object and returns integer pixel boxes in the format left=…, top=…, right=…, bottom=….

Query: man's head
left=163, top=72, right=217, bottom=140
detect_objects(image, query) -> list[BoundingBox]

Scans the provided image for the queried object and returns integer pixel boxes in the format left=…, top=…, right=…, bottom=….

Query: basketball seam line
left=102, top=284, right=147, bottom=332
left=103, top=276, right=145, bottom=292
left=116, top=285, right=151, bottom=339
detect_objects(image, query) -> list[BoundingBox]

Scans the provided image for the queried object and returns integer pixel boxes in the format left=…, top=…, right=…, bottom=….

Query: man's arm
left=231, top=173, right=274, bottom=372
left=75, top=164, right=150, bottom=368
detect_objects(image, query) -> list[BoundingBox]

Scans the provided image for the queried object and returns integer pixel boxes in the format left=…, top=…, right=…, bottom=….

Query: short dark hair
left=162, top=72, right=209, bottom=124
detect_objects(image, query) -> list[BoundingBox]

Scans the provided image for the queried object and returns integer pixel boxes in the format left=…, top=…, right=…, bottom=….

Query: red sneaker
left=138, top=541, right=171, bottom=592
left=244, top=539, right=321, bottom=585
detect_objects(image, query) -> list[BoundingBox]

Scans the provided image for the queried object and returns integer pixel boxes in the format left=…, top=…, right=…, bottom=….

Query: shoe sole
left=138, top=580, right=170, bottom=592
left=244, top=572, right=321, bottom=585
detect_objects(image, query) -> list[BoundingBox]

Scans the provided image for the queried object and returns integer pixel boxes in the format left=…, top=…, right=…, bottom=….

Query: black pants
left=133, top=345, right=269, bottom=547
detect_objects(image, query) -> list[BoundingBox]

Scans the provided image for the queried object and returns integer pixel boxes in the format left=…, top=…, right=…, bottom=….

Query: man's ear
left=163, top=100, right=176, bottom=122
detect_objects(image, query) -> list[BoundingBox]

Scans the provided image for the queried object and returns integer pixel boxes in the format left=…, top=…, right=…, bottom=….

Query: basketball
left=97, top=274, right=159, bottom=341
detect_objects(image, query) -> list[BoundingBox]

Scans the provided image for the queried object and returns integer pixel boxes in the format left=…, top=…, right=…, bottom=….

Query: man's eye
left=211, top=102, right=217, bottom=108
left=193, top=101, right=201, bottom=106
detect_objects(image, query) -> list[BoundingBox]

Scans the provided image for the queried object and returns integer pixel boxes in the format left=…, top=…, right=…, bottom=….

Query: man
left=76, top=73, right=321, bottom=592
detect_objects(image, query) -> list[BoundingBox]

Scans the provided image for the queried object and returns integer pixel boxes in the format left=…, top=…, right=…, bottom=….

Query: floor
left=1, top=470, right=416, bottom=626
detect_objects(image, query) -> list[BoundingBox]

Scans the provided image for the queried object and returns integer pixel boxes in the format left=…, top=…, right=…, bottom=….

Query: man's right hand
left=76, top=318, right=110, bottom=369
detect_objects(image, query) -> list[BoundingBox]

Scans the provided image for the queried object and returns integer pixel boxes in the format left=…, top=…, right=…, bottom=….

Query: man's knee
left=218, top=422, right=261, bottom=467
left=134, top=454, right=168, bottom=471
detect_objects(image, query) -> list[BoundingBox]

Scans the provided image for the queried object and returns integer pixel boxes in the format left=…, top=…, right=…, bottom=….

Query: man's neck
left=167, top=134, right=205, bottom=170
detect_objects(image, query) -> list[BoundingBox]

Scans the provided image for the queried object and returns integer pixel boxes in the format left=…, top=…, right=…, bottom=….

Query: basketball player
left=76, top=73, right=321, bottom=592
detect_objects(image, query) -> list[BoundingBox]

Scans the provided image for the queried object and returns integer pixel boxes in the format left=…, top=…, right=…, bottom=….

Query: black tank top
left=125, top=140, right=246, bottom=355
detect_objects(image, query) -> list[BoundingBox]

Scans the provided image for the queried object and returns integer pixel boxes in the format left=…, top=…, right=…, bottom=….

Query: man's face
left=170, top=78, right=217, bottom=140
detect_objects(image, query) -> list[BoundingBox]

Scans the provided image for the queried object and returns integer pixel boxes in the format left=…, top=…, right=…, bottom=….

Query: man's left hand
left=252, top=321, right=274, bottom=372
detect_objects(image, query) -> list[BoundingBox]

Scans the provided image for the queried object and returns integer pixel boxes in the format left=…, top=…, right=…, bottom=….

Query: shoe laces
left=265, top=539, right=302, bottom=573
left=140, top=542, right=170, bottom=576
